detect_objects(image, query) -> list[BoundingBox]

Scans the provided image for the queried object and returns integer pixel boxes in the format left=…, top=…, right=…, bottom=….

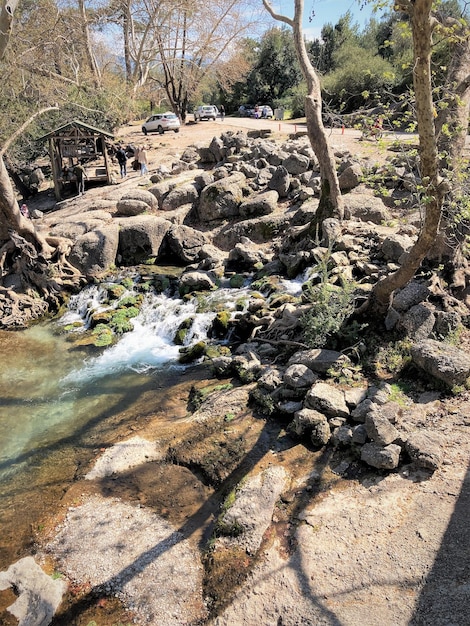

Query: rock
left=411, top=339, right=470, bottom=387
left=400, top=303, right=435, bottom=340
left=217, top=466, right=289, bottom=555
left=198, top=172, right=248, bottom=222
left=365, top=409, right=400, bottom=445
left=0, top=556, right=66, bottom=626
left=288, top=407, right=329, bottom=442
left=333, top=424, right=354, bottom=446
left=166, top=224, right=209, bottom=264
left=179, top=271, right=217, bottom=294
left=149, top=180, right=177, bottom=208
left=288, top=348, right=349, bottom=374
left=282, top=152, right=310, bottom=175
left=239, top=190, right=279, bottom=218
left=116, top=189, right=158, bottom=216
left=392, top=281, right=430, bottom=312
left=161, top=182, right=199, bottom=211
left=69, top=224, right=119, bottom=275
left=214, top=215, right=288, bottom=250
left=352, top=423, right=368, bottom=444
left=405, top=431, right=443, bottom=471
left=343, top=193, right=392, bottom=224
left=228, top=238, right=270, bottom=269
left=361, top=442, right=402, bottom=469
left=258, top=367, right=284, bottom=391
left=304, top=382, right=350, bottom=418
left=85, top=436, right=163, bottom=479
left=283, top=364, right=317, bottom=389
left=268, top=165, right=290, bottom=197
left=117, top=216, right=171, bottom=265
left=338, top=163, right=363, bottom=190
left=382, top=233, right=414, bottom=263
left=321, top=218, right=342, bottom=248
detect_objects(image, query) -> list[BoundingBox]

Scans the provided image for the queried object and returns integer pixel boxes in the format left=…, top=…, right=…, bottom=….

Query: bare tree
left=0, top=1, right=82, bottom=327
left=262, top=0, right=344, bottom=222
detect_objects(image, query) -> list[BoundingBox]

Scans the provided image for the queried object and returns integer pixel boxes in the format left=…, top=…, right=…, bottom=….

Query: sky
left=272, top=0, right=388, bottom=40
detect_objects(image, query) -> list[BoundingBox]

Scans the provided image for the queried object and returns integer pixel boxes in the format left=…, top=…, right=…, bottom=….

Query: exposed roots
left=0, top=232, right=85, bottom=329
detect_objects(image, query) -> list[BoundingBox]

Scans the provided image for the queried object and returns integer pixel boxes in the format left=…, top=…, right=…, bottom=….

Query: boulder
left=116, top=189, right=158, bottom=216
left=179, top=271, right=217, bottom=294
left=213, top=215, right=289, bottom=250
left=69, top=224, right=119, bottom=275
left=401, top=304, right=435, bottom=340
left=166, top=225, right=209, bottom=264
left=239, top=190, right=278, bottom=218
left=117, top=216, right=171, bottom=265
left=268, top=165, right=290, bottom=197
left=304, top=382, right=350, bottom=418
left=283, top=364, right=317, bottom=389
left=382, top=233, right=415, bottom=263
left=365, top=409, right=400, bottom=445
left=392, top=281, right=430, bottom=312
left=289, top=408, right=331, bottom=446
left=282, top=153, right=310, bottom=175
left=288, top=348, right=349, bottom=374
left=405, top=431, right=443, bottom=471
left=411, top=339, right=470, bottom=387
left=149, top=180, right=178, bottom=209
left=338, top=163, right=363, bottom=191
left=343, top=193, right=392, bottom=224
left=198, top=172, right=248, bottom=222
left=161, top=183, right=199, bottom=211
left=361, top=442, right=401, bottom=469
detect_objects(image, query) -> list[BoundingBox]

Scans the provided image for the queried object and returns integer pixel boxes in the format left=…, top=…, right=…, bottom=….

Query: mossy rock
left=105, top=284, right=126, bottom=299
left=178, top=341, right=207, bottom=364
left=91, top=324, right=115, bottom=347
left=211, top=310, right=231, bottom=339
left=229, top=274, right=245, bottom=288
left=152, top=275, right=171, bottom=293
left=251, top=275, right=283, bottom=296
left=174, top=317, right=194, bottom=345
left=205, top=345, right=231, bottom=359
left=118, top=294, right=144, bottom=308
left=109, top=306, right=140, bottom=334
left=89, top=310, right=114, bottom=328
left=269, top=293, right=298, bottom=308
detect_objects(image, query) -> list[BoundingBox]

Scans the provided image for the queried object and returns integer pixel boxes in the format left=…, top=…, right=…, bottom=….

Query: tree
left=0, top=0, right=82, bottom=328
left=363, top=0, right=456, bottom=316
left=262, top=0, right=344, bottom=222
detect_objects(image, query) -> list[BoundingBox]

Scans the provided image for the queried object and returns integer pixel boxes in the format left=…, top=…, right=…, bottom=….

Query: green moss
left=109, top=306, right=140, bottom=334
left=121, top=277, right=134, bottom=290
left=152, top=275, right=170, bottom=293
left=178, top=341, right=207, bottom=364
left=174, top=317, right=194, bottom=345
left=211, top=310, right=231, bottom=338
left=91, top=324, right=114, bottom=347
left=229, top=274, right=245, bottom=288
left=105, top=284, right=126, bottom=299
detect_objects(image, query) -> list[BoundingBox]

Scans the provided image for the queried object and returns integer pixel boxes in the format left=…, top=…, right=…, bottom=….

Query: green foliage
left=301, top=271, right=356, bottom=349
left=91, top=324, right=114, bottom=347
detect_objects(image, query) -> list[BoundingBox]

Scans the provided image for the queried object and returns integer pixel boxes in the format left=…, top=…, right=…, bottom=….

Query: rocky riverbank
left=1, top=121, right=469, bottom=625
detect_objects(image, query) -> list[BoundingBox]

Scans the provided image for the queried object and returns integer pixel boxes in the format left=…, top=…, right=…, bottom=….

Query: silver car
left=142, top=112, right=180, bottom=135
left=194, top=105, right=218, bottom=121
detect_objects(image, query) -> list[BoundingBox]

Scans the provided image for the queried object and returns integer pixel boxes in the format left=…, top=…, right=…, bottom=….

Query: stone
left=288, top=348, right=349, bottom=374
left=0, top=556, right=66, bottom=626
left=282, top=152, right=310, bottom=175
left=268, top=165, right=290, bottom=197
left=343, top=193, right=392, bottom=224
left=289, top=407, right=328, bottom=438
left=304, top=382, right=350, bottom=418
left=401, top=304, right=435, bottom=340
left=117, top=215, right=171, bottom=265
left=239, top=190, right=279, bottom=218
left=365, top=409, right=400, bottom=445
left=179, top=271, right=217, bottom=294
left=338, top=163, right=363, bottom=190
left=352, top=423, right=368, bottom=444
left=283, top=364, right=317, bottom=389
left=117, top=188, right=158, bottom=215
left=411, top=339, right=470, bottom=387
left=166, top=224, right=209, bottom=264
left=161, top=183, right=199, bottom=211
left=69, top=224, right=119, bottom=275
left=392, top=281, right=431, bottom=312
left=361, top=442, right=402, bottom=469
left=405, top=431, right=443, bottom=471
left=382, top=233, right=414, bottom=263
left=217, top=466, right=289, bottom=555
left=198, top=172, right=248, bottom=222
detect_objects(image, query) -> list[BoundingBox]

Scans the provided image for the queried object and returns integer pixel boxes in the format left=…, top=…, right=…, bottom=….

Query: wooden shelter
left=40, top=120, right=114, bottom=200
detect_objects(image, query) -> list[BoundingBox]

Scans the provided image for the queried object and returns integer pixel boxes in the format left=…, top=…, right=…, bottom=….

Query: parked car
left=142, top=112, right=180, bottom=135
left=253, top=105, right=273, bottom=119
left=238, top=104, right=254, bottom=117
left=194, top=105, right=218, bottom=121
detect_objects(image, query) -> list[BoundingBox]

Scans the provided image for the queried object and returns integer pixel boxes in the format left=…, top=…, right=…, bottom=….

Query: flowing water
left=0, top=282, right=249, bottom=569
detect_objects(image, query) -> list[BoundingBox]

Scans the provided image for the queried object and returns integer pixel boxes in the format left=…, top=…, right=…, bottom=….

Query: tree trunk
left=262, top=0, right=343, bottom=222
left=361, top=0, right=446, bottom=319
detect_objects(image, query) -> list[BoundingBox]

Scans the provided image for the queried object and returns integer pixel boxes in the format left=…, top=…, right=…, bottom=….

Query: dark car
left=238, top=104, right=255, bottom=117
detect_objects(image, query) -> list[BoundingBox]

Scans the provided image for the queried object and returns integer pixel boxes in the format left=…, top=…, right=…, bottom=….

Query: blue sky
left=271, top=0, right=388, bottom=40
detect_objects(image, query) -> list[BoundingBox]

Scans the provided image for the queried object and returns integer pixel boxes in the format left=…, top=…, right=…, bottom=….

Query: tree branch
left=0, top=106, right=59, bottom=156
left=261, top=0, right=294, bottom=27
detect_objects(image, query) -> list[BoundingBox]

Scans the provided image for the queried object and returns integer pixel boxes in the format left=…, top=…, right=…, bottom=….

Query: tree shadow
left=409, top=461, right=470, bottom=626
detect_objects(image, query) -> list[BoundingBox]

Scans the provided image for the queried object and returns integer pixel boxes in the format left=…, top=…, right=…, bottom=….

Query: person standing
left=138, top=146, right=148, bottom=175
left=220, top=104, right=225, bottom=121
left=73, top=162, right=87, bottom=195
left=116, top=146, right=127, bottom=178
